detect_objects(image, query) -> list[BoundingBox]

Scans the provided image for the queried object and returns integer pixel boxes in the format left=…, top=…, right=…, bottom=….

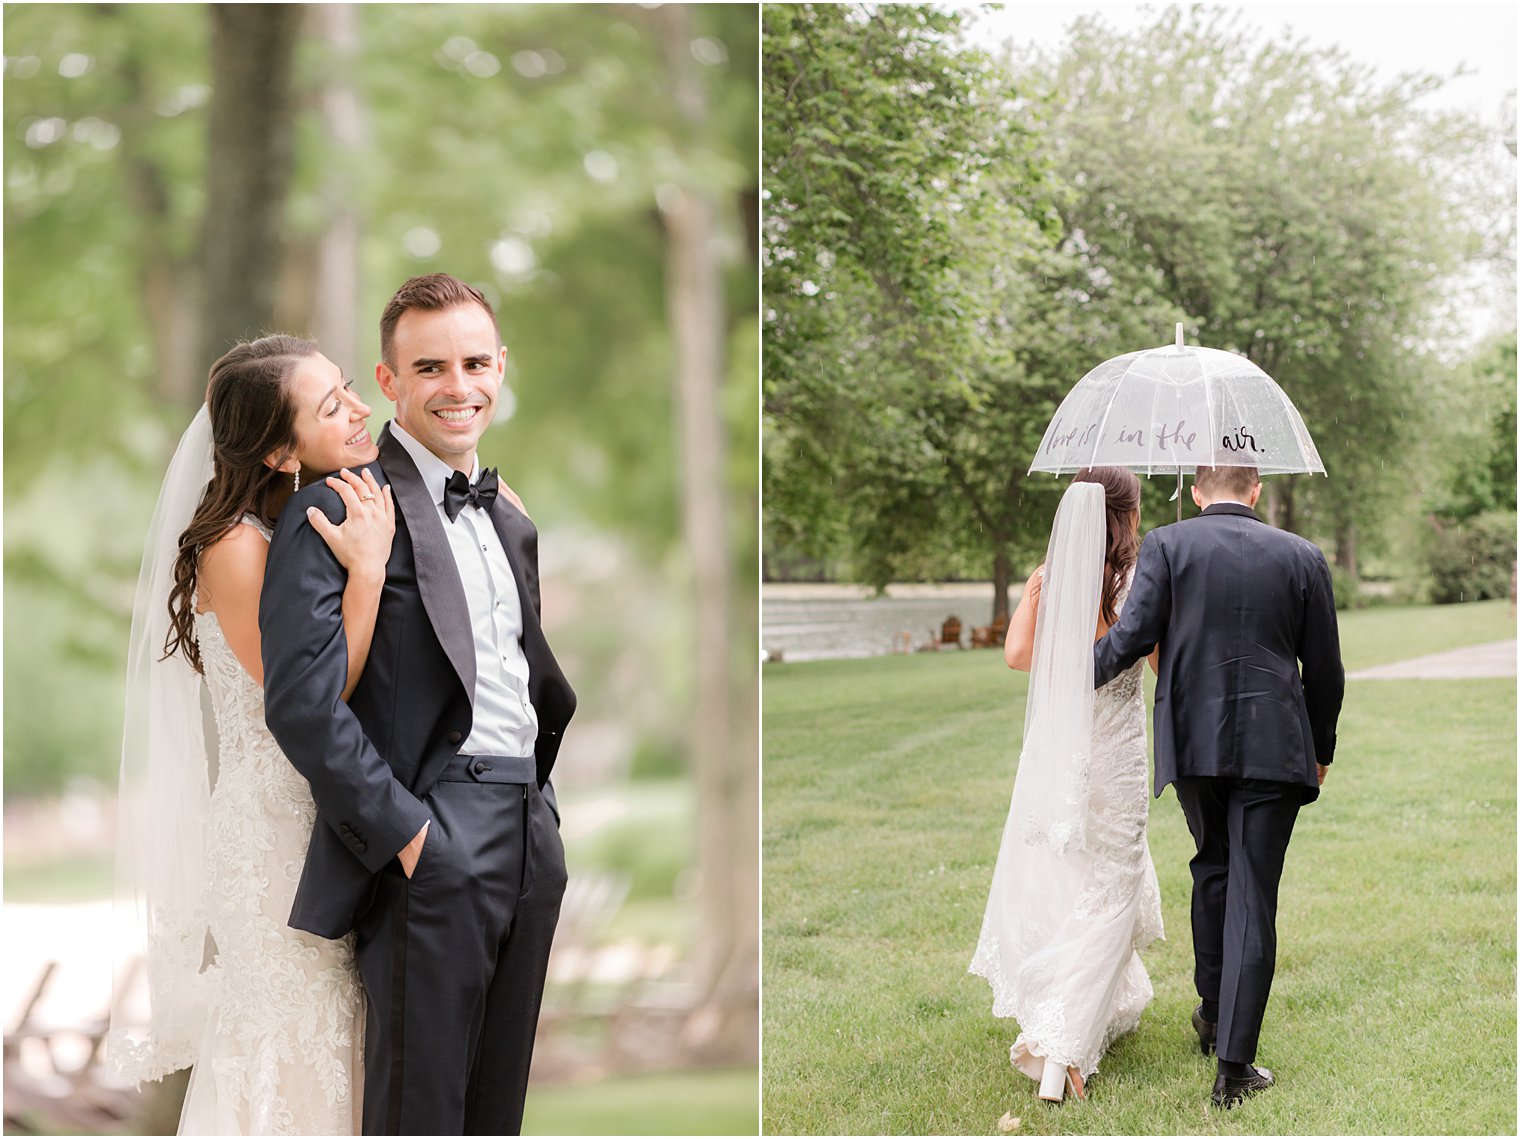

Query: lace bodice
left=969, top=572, right=1164, bottom=1079
left=180, top=516, right=364, bottom=1134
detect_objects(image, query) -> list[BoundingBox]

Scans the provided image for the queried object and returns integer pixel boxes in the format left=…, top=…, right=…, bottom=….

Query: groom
left=261, top=273, right=575, bottom=1134
left=1093, top=464, right=1343, bottom=1108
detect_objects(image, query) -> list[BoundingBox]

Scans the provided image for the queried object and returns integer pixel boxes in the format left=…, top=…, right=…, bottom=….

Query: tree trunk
left=1335, top=518, right=1358, bottom=583
left=991, top=546, right=1011, bottom=623
left=115, top=21, right=201, bottom=406
left=1262, top=480, right=1282, bottom=529
left=308, top=4, right=365, bottom=367
left=1278, top=476, right=1298, bottom=535
left=198, top=5, right=304, bottom=365
left=142, top=257, right=205, bottom=405
left=656, top=4, right=758, bottom=1063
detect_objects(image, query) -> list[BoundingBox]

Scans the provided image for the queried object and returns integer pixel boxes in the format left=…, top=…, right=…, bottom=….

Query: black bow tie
left=443, top=467, right=499, bottom=522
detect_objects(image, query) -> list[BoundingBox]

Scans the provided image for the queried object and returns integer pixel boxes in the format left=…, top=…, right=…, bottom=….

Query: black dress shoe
left=1191, top=1005, right=1217, bottom=1056
left=1211, top=1065, right=1274, bottom=1108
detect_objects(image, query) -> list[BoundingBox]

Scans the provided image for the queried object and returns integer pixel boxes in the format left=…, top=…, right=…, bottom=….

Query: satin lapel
left=378, top=427, right=477, bottom=702
left=488, top=493, right=542, bottom=626
left=488, top=493, right=565, bottom=697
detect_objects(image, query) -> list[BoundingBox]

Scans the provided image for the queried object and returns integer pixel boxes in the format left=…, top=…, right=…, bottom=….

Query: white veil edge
left=1009, top=480, right=1105, bottom=854
left=107, top=403, right=216, bottom=1084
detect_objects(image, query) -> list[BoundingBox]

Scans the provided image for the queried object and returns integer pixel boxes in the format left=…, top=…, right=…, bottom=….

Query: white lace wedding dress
left=969, top=573, right=1164, bottom=1082
left=178, top=516, right=365, bottom=1134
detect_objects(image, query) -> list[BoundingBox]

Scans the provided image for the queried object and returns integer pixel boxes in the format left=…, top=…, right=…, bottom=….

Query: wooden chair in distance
left=971, top=613, right=1010, bottom=648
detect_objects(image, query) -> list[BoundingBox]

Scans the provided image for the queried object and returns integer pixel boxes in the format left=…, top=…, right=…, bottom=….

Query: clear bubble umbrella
left=1029, top=325, right=1325, bottom=497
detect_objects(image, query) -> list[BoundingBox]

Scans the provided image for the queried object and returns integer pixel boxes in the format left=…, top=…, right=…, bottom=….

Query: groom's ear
left=375, top=361, right=399, bottom=402
left=375, top=361, right=398, bottom=400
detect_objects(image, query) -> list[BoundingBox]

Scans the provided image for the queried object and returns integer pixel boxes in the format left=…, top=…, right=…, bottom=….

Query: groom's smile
left=377, top=300, right=506, bottom=473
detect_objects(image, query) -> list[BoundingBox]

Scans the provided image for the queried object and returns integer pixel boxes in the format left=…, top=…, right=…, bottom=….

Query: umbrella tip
left=1175, top=321, right=1184, bottom=348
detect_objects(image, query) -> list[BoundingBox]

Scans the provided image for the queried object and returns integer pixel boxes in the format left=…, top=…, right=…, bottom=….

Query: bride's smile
left=284, top=353, right=382, bottom=478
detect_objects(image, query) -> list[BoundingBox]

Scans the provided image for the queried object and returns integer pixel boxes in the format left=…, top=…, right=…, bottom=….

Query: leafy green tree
left=1429, top=331, right=1518, bottom=524
left=764, top=3, right=1061, bottom=620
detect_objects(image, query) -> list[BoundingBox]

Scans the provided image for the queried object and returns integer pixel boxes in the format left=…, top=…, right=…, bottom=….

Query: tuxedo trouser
left=1172, top=777, right=1301, bottom=1066
left=353, top=755, right=567, bottom=1136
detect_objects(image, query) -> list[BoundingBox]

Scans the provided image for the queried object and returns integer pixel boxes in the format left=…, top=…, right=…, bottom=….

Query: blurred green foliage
left=521, top=1066, right=758, bottom=1135
left=3, top=4, right=758, bottom=796
left=1426, top=511, right=1518, bottom=605
left=1428, top=332, right=1518, bottom=525
left=1416, top=330, right=1517, bottom=606
left=566, top=780, right=694, bottom=902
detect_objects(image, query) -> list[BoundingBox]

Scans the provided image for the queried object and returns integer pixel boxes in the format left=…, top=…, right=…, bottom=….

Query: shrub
left=1425, top=511, right=1517, bottom=605
left=1328, top=563, right=1362, bottom=611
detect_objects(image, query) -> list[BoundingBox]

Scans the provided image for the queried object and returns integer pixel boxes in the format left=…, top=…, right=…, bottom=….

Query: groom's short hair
left=1194, top=464, right=1260, bottom=499
left=380, top=273, right=501, bottom=368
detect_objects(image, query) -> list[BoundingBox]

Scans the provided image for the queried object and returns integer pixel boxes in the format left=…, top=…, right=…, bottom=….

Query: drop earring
left=293, top=468, right=301, bottom=492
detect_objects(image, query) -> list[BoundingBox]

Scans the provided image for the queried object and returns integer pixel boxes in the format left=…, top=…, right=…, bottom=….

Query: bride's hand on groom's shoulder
left=307, top=467, right=395, bottom=578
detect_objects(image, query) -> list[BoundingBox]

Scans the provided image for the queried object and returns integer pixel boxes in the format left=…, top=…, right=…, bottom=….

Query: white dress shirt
left=390, top=421, right=539, bottom=758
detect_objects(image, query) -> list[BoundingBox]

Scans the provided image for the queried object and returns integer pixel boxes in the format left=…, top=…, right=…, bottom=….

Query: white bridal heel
left=1037, top=1058, right=1086, bottom=1103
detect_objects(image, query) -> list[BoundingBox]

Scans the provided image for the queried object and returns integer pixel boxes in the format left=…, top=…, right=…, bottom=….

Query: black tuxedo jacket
left=1093, top=502, right=1343, bottom=801
left=260, top=424, right=576, bottom=939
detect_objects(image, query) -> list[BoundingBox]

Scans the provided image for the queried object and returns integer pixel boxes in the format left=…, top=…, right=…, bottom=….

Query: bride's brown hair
left=162, top=335, right=317, bottom=673
left=1071, top=466, right=1141, bottom=626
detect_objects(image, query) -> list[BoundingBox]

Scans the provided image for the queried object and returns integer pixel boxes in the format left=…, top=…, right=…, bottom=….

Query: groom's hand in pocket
left=398, top=820, right=430, bottom=878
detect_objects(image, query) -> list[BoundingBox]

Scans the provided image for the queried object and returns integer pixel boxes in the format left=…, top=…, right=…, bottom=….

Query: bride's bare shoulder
left=196, top=522, right=269, bottom=614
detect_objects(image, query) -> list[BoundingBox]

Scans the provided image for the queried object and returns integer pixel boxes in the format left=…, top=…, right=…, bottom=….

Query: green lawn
left=761, top=600, right=1516, bottom=1135
left=523, top=1066, right=758, bottom=1135
left=2, top=849, right=114, bottom=902
left=1332, top=596, right=1513, bottom=673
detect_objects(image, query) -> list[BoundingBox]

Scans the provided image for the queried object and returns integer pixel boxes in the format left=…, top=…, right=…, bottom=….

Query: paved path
left=1346, top=639, right=1516, bottom=680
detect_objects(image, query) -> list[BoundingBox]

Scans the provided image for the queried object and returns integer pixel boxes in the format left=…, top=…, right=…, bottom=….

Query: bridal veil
left=108, top=403, right=217, bottom=1082
left=1009, top=479, right=1104, bottom=853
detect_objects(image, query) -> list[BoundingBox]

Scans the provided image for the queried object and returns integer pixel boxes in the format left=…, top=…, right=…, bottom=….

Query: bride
left=110, top=335, right=395, bottom=1134
left=969, top=466, right=1164, bottom=1103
